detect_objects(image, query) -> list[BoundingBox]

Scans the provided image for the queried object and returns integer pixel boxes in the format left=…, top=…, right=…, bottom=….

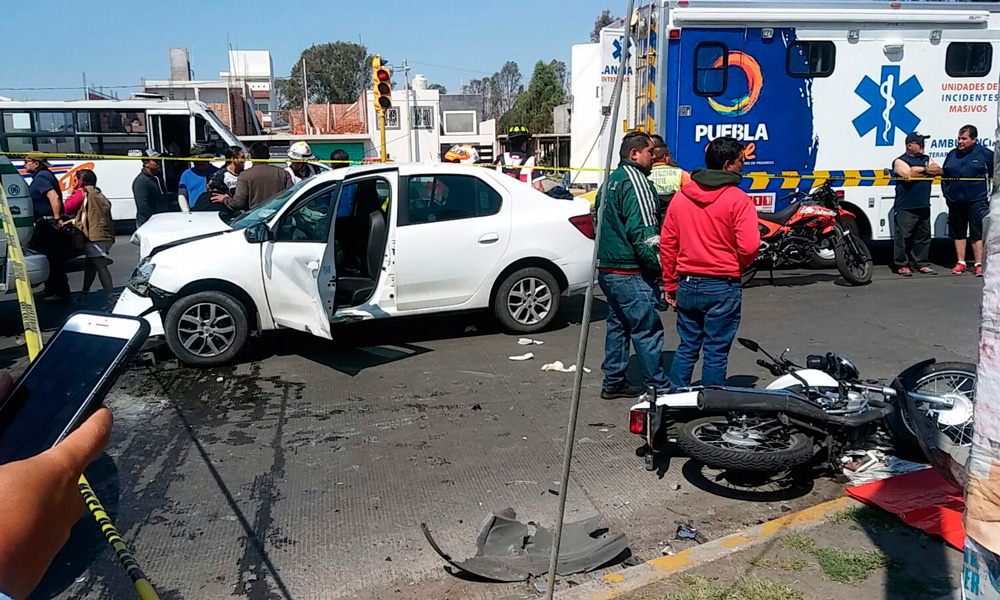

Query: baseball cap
left=905, top=132, right=930, bottom=145
left=24, top=153, right=51, bottom=168
left=138, top=149, right=161, bottom=159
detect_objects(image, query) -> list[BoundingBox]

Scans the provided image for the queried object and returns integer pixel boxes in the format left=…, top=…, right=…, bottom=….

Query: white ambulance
left=0, top=156, right=49, bottom=293
left=575, top=0, right=1000, bottom=240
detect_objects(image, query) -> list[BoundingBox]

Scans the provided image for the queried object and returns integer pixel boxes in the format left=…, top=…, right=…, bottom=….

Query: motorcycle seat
left=758, top=201, right=801, bottom=224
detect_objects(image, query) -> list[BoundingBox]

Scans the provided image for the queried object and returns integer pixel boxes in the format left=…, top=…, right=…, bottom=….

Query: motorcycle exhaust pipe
left=697, top=388, right=892, bottom=426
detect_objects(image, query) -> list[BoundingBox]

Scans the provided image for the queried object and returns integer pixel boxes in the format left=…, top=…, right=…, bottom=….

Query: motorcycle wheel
left=834, top=222, right=873, bottom=285
left=676, top=415, right=814, bottom=472
left=809, top=238, right=837, bottom=269
left=741, top=263, right=758, bottom=287
left=886, top=362, right=977, bottom=460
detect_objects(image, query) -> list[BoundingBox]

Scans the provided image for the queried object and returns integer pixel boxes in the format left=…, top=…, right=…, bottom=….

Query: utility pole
left=403, top=59, right=413, bottom=162
left=301, top=57, right=310, bottom=135
left=82, top=72, right=87, bottom=100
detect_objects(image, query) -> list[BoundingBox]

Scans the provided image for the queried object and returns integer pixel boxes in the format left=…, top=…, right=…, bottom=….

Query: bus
left=0, top=99, right=246, bottom=222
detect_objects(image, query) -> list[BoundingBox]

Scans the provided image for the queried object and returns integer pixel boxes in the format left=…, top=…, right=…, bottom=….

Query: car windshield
left=228, top=178, right=315, bottom=231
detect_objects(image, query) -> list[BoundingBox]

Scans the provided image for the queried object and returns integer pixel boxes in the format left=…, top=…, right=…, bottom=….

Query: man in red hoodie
left=660, top=137, right=760, bottom=387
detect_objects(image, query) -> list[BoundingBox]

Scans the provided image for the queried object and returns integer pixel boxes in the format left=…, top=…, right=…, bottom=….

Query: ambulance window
left=694, top=42, right=727, bottom=97
left=946, top=43, right=992, bottom=78
left=787, top=41, right=836, bottom=78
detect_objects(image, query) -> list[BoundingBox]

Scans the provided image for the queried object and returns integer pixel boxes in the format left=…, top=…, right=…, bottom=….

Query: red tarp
left=845, top=468, right=966, bottom=550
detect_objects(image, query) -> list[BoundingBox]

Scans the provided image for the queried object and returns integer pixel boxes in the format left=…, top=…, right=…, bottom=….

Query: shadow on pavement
left=680, top=459, right=815, bottom=503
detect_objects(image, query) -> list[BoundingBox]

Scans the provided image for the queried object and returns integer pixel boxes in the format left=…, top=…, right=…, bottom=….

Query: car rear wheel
left=165, top=290, right=249, bottom=366
left=493, top=267, right=561, bottom=333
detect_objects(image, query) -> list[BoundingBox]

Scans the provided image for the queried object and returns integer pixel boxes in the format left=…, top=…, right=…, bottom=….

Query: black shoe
left=41, top=293, right=71, bottom=304
left=601, top=384, right=643, bottom=399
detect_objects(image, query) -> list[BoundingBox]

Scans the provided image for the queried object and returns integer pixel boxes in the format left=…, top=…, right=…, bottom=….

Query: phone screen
left=0, top=330, right=131, bottom=463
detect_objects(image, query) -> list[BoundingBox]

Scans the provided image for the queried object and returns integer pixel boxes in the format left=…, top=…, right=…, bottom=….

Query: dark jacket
left=942, top=144, right=994, bottom=204
left=226, top=163, right=292, bottom=211
left=594, top=160, right=661, bottom=273
left=132, top=168, right=167, bottom=227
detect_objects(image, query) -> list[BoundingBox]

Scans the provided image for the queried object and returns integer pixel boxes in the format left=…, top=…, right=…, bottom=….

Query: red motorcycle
left=744, top=183, right=873, bottom=286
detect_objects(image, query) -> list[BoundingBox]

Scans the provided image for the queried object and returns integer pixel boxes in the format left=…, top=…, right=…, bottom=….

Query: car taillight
left=569, top=215, right=596, bottom=239
left=629, top=409, right=646, bottom=435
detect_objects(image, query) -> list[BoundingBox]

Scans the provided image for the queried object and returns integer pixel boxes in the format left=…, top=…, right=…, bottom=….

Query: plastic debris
left=675, top=524, right=706, bottom=544
left=842, top=449, right=928, bottom=485
left=661, top=544, right=676, bottom=556
left=508, top=352, right=535, bottom=361
left=216, top=376, right=224, bottom=383
left=541, top=361, right=592, bottom=373
left=518, top=337, right=544, bottom=345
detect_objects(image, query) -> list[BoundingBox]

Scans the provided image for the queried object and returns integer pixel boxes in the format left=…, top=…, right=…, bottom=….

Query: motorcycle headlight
left=833, top=354, right=860, bottom=381
left=127, top=258, right=156, bottom=296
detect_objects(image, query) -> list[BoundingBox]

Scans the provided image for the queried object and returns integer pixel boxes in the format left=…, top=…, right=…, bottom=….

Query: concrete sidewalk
left=562, top=500, right=962, bottom=600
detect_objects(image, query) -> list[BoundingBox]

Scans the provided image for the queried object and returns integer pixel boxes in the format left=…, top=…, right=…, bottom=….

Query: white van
left=0, top=156, right=49, bottom=293
left=0, top=99, right=247, bottom=223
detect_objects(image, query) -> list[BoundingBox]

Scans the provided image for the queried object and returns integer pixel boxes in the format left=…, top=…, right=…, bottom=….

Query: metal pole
left=82, top=72, right=87, bottom=100
left=544, top=1, right=634, bottom=597
left=301, top=57, right=310, bottom=135
left=380, top=110, right=387, bottom=162
left=403, top=59, right=413, bottom=162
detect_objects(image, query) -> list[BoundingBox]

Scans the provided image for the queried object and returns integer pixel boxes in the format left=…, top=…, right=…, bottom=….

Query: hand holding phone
left=0, top=312, right=148, bottom=464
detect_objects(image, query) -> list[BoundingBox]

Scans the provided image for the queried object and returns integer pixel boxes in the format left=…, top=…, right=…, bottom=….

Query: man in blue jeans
left=594, top=132, right=669, bottom=399
left=661, top=137, right=760, bottom=387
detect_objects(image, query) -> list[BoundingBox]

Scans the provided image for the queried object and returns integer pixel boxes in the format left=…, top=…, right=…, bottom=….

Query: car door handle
left=307, top=260, right=320, bottom=274
left=479, top=233, right=500, bottom=245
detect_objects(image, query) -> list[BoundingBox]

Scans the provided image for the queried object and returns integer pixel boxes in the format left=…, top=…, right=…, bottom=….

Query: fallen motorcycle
left=629, top=338, right=976, bottom=473
left=744, top=183, right=873, bottom=286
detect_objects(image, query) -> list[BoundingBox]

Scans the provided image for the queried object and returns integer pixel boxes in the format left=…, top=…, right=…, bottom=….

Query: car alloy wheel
left=176, top=302, right=237, bottom=358
left=506, top=276, right=553, bottom=326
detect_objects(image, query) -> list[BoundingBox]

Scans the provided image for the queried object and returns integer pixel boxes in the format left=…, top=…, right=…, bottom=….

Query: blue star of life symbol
left=612, top=37, right=633, bottom=60
left=853, top=65, right=923, bottom=147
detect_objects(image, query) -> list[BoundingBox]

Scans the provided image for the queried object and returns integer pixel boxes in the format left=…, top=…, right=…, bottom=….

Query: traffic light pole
left=379, top=109, right=387, bottom=163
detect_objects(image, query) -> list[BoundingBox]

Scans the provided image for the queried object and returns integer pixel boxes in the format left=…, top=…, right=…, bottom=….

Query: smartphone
left=0, top=312, right=149, bottom=464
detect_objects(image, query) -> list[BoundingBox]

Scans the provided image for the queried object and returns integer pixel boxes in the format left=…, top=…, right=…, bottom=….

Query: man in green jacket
left=594, top=131, right=669, bottom=400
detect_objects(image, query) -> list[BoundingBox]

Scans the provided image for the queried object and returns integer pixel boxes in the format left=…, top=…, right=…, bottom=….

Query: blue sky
left=0, top=0, right=615, bottom=100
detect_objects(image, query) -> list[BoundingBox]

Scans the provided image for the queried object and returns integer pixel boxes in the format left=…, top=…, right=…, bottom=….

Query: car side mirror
left=244, top=222, right=272, bottom=244
left=738, top=338, right=759, bottom=352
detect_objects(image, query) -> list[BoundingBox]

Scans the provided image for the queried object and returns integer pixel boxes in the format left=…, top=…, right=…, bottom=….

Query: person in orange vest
left=495, top=125, right=545, bottom=192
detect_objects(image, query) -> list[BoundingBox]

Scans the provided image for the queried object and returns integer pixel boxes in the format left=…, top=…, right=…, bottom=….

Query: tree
left=427, top=83, right=448, bottom=94
left=591, top=10, right=618, bottom=43
left=281, top=42, right=371, bottom=108
left=500, top=60, right=566, bottom=134
left=549, top=59, right=570, bottom=97
left=494, top=61, right=523, bottom=117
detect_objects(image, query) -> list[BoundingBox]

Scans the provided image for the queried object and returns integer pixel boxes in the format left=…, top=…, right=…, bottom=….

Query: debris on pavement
left=541, top=360, right=592, bottom=373
left=661, top=543, right=676, bottom=556
left=517, top=337, right=544, bottom=346
left=464, top=325, right=478, bottom=333
left=508, top=352, right=535, bottom=361
left=216, top=376, right=224, bottom=383
left=675, top=523, right=707, bottom=544
left=841, top=449, right=928, bottom=485
left=421, top=508, right=630, bottom=582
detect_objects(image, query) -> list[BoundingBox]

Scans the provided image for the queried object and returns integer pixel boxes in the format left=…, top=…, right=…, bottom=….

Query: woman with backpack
left=71, top=169, right=116, bottom=310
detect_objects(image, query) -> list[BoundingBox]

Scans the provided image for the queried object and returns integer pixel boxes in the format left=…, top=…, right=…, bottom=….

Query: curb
left=555, top=496, right=859, bottom=600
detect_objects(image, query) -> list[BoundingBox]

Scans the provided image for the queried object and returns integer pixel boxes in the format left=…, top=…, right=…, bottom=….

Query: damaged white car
left=115, top=163, right=595, bottom=366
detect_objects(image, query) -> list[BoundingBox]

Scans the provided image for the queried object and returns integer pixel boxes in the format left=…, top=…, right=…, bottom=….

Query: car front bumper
left=113, top=288, right=165, bottom=337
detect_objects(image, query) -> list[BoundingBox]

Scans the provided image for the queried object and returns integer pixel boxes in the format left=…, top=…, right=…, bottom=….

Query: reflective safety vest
left=649, top=165, right=684, bottom=197
left=495, top=151, right=538, bottom=184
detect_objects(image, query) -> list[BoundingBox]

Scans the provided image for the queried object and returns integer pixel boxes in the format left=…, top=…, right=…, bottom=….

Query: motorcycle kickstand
left=768, top=265, right=775, bottom=285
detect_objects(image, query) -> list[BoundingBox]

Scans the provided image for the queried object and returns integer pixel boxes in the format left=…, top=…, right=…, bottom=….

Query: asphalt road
left=0, top=237, right=982, bottom=600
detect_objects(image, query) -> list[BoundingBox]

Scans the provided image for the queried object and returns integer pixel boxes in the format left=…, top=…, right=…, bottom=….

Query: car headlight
left=127, top=258, right=156, bottom=296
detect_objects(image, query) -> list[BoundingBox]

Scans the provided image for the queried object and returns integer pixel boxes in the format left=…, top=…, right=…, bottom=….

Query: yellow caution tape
left=0, top=150, right=990, bottom=181
left=0, top=186, right=160, bottom=600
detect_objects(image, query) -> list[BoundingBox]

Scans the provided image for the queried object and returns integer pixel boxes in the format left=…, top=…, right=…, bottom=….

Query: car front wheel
left=165, top=290, right=249, bottom=366
left=493, top=267, right=561, bottom=333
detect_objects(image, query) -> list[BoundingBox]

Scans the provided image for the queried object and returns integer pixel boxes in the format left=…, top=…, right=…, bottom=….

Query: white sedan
left=114, top=163, right=596, bottom=366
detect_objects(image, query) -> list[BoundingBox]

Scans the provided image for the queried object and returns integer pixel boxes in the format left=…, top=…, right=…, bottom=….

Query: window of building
left=787, top=41, right=836, bottom=78
left=694, top=42, right=728, bottom=97
left=946, top=42, right=992, bottom=78
left=254, top=103, right=269, bottom=113
left=402, top=175, right=501, bottom=225
left=443, top=111, right=477, bottom=135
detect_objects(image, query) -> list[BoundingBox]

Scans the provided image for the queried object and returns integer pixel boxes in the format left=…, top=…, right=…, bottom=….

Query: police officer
left=495, top=125, right=545, bottom=191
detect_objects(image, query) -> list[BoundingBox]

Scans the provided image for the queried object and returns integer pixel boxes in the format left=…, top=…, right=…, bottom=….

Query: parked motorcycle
left=744, top=184, right=873, bottom=286
left=628, top=338, right=976, bottom=473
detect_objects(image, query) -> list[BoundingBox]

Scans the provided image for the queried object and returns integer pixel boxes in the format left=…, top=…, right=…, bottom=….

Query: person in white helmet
left=286, top=141, right=322, bottom=184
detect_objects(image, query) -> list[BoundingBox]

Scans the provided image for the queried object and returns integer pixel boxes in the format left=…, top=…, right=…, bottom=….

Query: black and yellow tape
left=1, top=150, right=991, bottom=182
left=0, top=186, right=159, bottom=600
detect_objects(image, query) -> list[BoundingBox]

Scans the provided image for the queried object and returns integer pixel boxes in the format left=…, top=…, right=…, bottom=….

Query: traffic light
left=372, top=54, right=392, bottom=111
